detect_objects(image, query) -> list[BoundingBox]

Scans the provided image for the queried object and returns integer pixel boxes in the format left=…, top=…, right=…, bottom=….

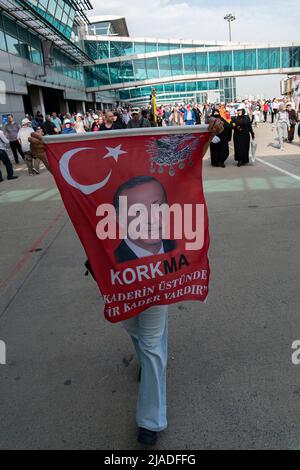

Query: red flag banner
left=44, top=126, right=212, bottom=323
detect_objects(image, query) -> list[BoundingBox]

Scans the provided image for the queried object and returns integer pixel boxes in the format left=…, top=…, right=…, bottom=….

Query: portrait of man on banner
left=44, top=128, right=212, bottom=322
left=113, top=176, right=177, bottom=264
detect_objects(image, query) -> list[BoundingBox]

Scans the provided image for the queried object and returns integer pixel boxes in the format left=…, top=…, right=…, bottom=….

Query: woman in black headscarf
left=210, top=109, right=232, bottom=168
left=231, top=108, right=255, bottom=167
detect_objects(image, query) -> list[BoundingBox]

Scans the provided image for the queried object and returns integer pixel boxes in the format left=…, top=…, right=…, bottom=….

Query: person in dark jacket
left=127, top=108, right=151, bottom=128
left=35, top=112, right=44, bottom=129
left=42, top=115, right=58, bottom=136
left=231, top=108, right=255, bottom=167
left=100, top=111, right=120, bottom=131
left=193, top=106, right=202, bottom=125
left=210, top=109, right=232, bottom=168
left=286, top=103, right=298, bottom=143
left=113, top=111, right=127, bottom=129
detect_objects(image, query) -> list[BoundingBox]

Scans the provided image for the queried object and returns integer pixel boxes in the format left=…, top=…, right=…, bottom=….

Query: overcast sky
left=91, top=0, right=300, bottom=97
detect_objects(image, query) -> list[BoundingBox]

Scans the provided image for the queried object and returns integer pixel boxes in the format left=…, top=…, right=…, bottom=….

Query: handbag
left=250, top=141, right=257, bottom=164
left=211, top=136, right=221, bottom=144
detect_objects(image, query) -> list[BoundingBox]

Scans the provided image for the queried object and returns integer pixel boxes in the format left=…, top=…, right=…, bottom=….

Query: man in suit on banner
left=113, top=176, right=177, bottom=264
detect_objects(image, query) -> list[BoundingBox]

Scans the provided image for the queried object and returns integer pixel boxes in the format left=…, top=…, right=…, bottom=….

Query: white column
left=30, top=86, right=46, bottom=117
left=38, top=87, right=46, bottom=117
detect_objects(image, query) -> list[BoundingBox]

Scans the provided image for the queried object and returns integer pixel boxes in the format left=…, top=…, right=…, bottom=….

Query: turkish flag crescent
left=44, top=126, right=212, bottom=323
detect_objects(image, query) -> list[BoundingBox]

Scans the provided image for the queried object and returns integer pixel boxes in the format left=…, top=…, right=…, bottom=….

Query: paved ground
left=0, top=123, right=300, bottom=450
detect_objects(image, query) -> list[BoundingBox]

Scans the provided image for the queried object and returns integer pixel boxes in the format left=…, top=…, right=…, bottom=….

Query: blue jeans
left=0, top=149, right=14, bottom=180
left=123, top=305, right=168, bottom=432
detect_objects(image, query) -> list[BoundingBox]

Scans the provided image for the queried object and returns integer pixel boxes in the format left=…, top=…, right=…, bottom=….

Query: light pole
left=224, top=13, right=236, bottom=102
left=224, top=13, right=236, bottom=42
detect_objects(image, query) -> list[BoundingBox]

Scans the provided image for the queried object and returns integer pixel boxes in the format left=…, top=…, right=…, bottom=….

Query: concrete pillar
left=30, top=86, right=45, bottom=117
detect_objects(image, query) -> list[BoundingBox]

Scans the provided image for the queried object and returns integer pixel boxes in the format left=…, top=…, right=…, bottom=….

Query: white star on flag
left=103, top=145, right=127, bottom=162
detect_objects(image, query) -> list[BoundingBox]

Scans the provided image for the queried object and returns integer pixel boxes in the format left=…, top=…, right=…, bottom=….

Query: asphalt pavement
left=0, top=122, right=300, bottom=450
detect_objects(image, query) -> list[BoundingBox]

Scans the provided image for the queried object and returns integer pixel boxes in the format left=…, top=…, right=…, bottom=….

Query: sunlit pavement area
left=0, top=123, right=300, bottom=450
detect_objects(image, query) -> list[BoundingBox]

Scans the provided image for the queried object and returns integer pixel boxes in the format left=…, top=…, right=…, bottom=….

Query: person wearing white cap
left=62, top=120, right=76, bottom=135
left=253, top=106, right=261, bottom=128
left=17, top=118, right=40, bottom=175
left=127, top=108, right=151, bottom=128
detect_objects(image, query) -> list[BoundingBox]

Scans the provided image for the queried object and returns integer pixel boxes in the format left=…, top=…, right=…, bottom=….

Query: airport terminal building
left=0, top=0, right=300, bottom=121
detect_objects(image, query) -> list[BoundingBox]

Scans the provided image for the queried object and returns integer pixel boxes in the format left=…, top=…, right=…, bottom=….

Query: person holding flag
left=151, top=89, right=158, bottom=126
left=29, top=116, right=223, bottom=446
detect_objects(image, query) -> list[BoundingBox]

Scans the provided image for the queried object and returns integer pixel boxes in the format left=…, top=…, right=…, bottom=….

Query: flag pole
left=151, top=88, right=158, bottom=126
left=43, top=125, right=211, bottom=144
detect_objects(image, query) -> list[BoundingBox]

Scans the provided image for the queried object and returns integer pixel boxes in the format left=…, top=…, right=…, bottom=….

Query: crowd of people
left=205, top=98, right=300, bottom=168
left=0, top=97, right=298, bottom=448
left=0, top=97, right=299, bottom=182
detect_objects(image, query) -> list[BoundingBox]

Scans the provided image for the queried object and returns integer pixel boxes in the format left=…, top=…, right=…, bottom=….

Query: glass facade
left=84, top=40, right=215, bottom=59
left=85, top=45, right=300, bottom=89
left=88, top=39, right=300, bottom=75
left=0, top=11, right=84, bottom=83
left=0, top=14, right=43, bottom=64
left=88, top=22, right=116, bottom=36
left=86, top=64, right=110, bottom=87
left=233, top=47, right=300, bottom=71
left=130, top=94, right=197, bottom=104
left=1, top=4, right=300, bottom=107
left=209, top=51, right=233, bottom=72
left=53, top=49, right=84, bottom=82
left=282, top=47, right=300, bottom=68
left=19, top=0, right=76, bottom=40
left=110, top=41, right=134, bottom=58
left=119, top=80, right=221, bottom=100
left=223, top=78, right=237, bottom=103
left=233, top=49, right=256, bottom=71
